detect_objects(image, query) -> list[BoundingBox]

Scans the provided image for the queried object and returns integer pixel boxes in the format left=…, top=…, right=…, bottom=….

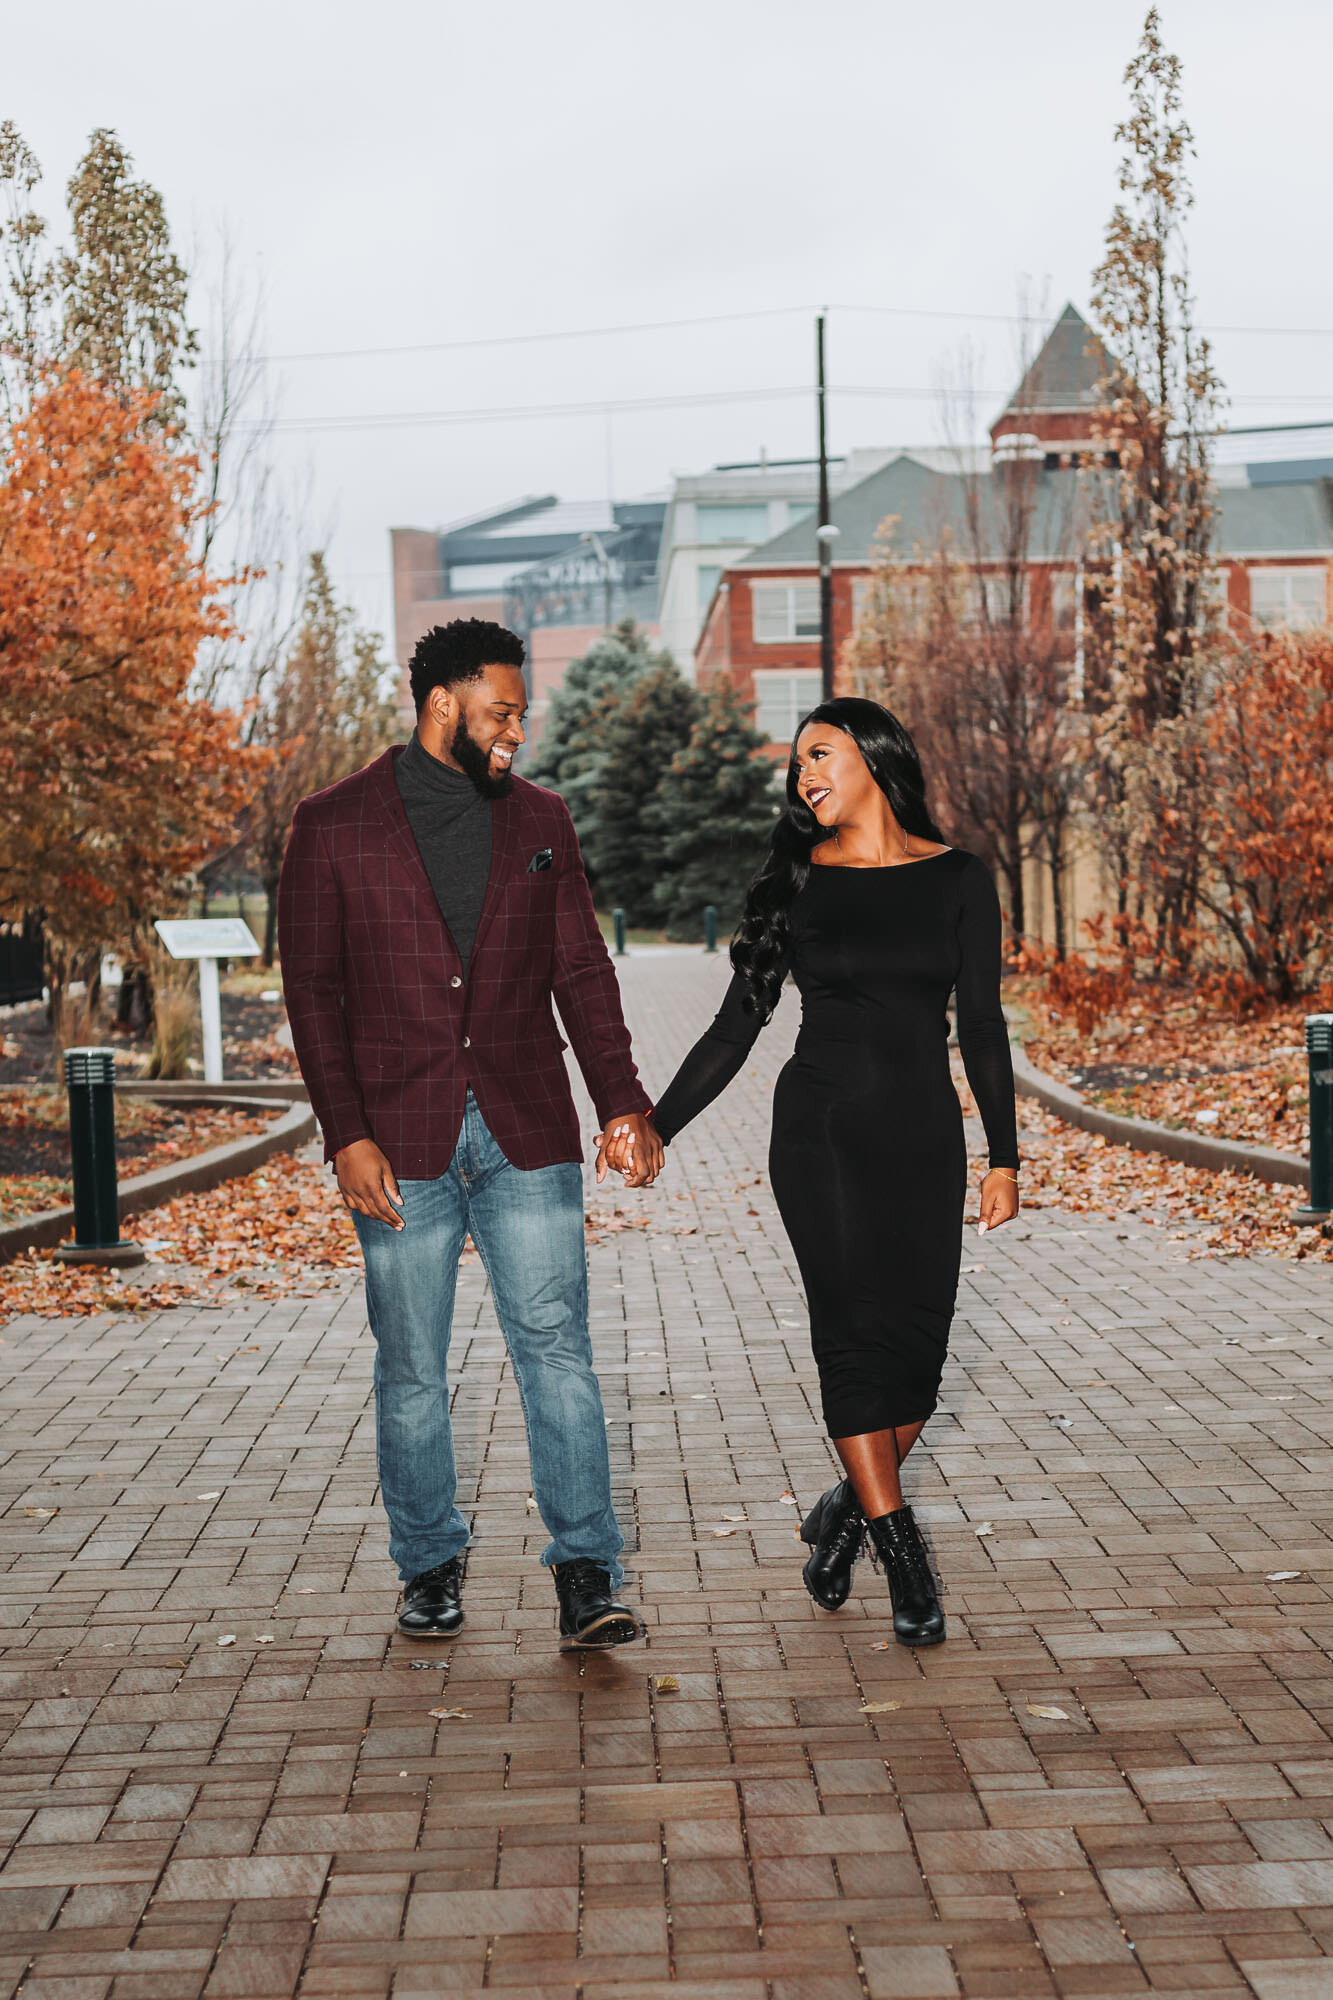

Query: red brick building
left=696, top=305, right=1333, bottom=756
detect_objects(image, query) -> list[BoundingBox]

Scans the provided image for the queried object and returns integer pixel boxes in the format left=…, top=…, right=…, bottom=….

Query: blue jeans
left=353, top=1091, right=624, bottom=1585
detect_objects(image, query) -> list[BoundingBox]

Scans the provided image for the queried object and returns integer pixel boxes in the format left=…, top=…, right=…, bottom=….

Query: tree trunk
left=263, top=877, right=280, bottom=968
left=1003, top=849, right=1025, bottom=940
left=1004, top=792, right=1025, bottom=939
left=1047, top=822, right=1067, bottom=960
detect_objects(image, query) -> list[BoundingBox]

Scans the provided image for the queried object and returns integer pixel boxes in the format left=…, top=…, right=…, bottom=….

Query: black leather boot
left=799, top=1479, right=866, bottom=1610
left=553, top=1559, right=643, bottom=1650
left=397, top=1555, right=465, bottom=1637
left=867, top=1505, right=945, bottom=1646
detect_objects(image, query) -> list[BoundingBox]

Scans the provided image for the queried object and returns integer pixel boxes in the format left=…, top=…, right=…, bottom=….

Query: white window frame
left=752, top=668, right=823, bottom=743
left=1248, top=564, right=1327, bottom=631
left=961, top=571, right=1028, bottom=628
left=696, top=502, right=772, bottom=546
left=752, top=580, right=821, bottom=643
left=1050, top=571, right=1079, bottom=632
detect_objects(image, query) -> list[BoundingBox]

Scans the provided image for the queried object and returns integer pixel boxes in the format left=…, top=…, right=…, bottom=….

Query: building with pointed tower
left=694, top=303, right=1333, bottom=941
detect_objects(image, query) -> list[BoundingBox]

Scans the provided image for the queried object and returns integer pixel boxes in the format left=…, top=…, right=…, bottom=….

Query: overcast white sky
left=8, top=0, right=1331, bottom=643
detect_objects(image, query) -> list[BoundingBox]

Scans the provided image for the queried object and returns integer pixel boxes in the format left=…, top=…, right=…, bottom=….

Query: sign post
left=153, top=918, right=261, bottom=1084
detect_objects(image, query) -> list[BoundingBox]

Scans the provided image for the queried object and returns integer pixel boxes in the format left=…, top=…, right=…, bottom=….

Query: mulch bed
left=0, top=1089, right=279, bottom=1228
left=1011, top=975, right=1321, bottom=1158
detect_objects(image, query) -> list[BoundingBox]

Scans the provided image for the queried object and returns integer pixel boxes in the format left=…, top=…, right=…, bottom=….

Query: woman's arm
left=954, top=859, right=1020, bottom=1172
left=649, top=968, right=783, bottom=1147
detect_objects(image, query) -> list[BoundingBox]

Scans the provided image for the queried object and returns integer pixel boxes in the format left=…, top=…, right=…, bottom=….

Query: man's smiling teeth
left=493, top=748, right=514, bottom=766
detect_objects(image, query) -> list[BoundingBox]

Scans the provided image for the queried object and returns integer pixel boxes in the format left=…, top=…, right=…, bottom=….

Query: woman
left=613, top=699, right=1019, bottom=1646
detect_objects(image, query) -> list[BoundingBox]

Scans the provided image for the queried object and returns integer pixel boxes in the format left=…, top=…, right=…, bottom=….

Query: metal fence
left=0, top=919, right=44, bottom=1008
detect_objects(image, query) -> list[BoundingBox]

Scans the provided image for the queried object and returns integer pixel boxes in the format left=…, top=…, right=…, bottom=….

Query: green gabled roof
left=730, top=447, right=1333, bottom=569
left=737, top=452, right=1112, bottom=567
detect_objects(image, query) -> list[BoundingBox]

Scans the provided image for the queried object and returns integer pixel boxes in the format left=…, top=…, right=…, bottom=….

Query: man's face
left=450, top=665, right=528, bottom=797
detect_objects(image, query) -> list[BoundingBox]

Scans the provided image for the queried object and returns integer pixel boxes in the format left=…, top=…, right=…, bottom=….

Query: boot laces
left=412, top=1555, right=463, bottom=1592
left=557, top=1557, right=609, bottom=1598
left=827, top=1511, right=868, bottom=1563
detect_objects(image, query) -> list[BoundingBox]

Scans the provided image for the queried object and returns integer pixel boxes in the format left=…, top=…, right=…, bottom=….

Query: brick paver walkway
left=4, top=951, right=1333, bottom=1999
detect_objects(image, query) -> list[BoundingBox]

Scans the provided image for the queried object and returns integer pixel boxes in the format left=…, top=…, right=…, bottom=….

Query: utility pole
left=816, top=312, right=837, bottom=701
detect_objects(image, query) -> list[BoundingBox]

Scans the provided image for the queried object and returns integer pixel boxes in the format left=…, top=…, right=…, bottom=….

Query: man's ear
left=425, top=684, right=457, bottom=734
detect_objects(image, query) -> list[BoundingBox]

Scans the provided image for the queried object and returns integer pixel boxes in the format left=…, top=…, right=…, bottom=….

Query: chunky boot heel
left=867, top=1504, right=945, bottom=1646
left=799, top=1478, right=866, bottom=1612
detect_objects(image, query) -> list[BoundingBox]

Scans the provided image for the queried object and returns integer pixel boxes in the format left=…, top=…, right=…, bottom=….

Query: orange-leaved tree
left=0, top=368, right=262, bottom=1006
left=1193, top=630, right=1333, bottom=1001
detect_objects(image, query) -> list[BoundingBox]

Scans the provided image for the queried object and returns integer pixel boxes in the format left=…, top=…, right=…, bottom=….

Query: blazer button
left=462, top=1035, right=471, bottom=1048
left=450, top=975, right=462, bottom=988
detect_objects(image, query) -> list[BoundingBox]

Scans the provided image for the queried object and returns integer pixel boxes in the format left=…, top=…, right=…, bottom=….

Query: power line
left=1224, top=416, right=1333, bottom=437
left=250, top=381, right=1333, bottom=437
left=836, top=303, right=1333, bottom=340
left=250, top=306, right=811, bottom=366
left=239, top=301, right=1333, bottom=369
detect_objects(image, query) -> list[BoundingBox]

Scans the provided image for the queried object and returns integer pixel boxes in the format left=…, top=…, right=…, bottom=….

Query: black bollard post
left=53, top=1047, right=146, bottom=1268
left=1295, top=1013, right=1333, bottom=1224
left=704, top=905, right=718, bottom=954
left=612, top=908, right=627, bottom=958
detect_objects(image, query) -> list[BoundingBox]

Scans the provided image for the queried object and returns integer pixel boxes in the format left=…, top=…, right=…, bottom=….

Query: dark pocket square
left=527, top=848, right=554, bottom=873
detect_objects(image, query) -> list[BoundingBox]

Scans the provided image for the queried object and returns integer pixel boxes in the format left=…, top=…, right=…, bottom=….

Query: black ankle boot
left=799, top=1479, right=866, bottom=1610
left=553, top=1559, right=643, bottom=1651
left=397, top=1555, right=465, bottom=1638
left=867, top=1505, right=945, bottom=1647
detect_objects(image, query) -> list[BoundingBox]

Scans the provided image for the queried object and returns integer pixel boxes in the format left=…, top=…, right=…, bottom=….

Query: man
left=277, top=618, right=663, bottom=1648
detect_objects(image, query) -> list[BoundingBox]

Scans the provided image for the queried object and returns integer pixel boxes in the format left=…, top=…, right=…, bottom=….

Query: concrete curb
left=1011, top=1043, right=1310, bottom=1190
left=117, top=1077, right=308, bottom=1104
left=0, top=1088, right=316, bottom=1264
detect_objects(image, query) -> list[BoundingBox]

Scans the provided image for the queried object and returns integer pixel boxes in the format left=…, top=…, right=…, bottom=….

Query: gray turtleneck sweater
left=394, top=734, right=493, bottom=975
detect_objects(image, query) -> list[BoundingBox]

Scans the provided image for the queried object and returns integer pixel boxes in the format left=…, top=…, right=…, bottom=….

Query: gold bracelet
left=984, top=1169, right=1020, bottom=1184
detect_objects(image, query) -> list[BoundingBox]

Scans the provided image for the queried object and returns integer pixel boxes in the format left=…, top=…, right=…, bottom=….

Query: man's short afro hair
left=409, top=618, right=526, bottom=713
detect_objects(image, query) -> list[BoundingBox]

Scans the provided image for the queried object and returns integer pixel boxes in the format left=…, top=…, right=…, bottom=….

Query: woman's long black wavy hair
left=731, top=697, right=944, bottom=1019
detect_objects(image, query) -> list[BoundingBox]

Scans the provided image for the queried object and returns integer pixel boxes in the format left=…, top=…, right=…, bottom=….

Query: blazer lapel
left=366, top=747, right=440, bottom=903
left=363, top=748, right=466, bottom=978
left=471, top=787, right=523, bottom=958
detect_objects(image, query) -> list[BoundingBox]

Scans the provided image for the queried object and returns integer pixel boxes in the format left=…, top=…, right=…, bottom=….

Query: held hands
left=336, top=1138, right=406, bottom=1230
left=596, top=1112, right=665, bottom=1188
left=977, top=1168, right=1020, bottom=1237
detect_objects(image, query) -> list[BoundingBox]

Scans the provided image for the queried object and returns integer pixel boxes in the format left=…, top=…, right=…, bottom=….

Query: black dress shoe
left=397, top=1556, right=465, bottom=1638
left=800, top=1478, right=866, bottom=1611
left=553, top=1558, right=643, bottom=1650
left=867, top=1505, right=946, bottom=1647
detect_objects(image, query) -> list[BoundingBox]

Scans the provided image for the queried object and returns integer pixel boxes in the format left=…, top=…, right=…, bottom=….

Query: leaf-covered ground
left=0, top=1152, right=359, bottom=1318
left=0, top=1146, right=657, bottom=1320
left=3, top=988, right=1328, bottom=1324
left=957, top=1063, right=1331, bottom=1265
left=0, top=1090, right=278, bottom=1225
left=1014, top=976, right=1323, bottom=1157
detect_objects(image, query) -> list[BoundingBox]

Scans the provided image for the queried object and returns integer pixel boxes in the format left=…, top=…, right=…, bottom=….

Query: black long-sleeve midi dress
left=651, top=847, right=1019, bottom=1436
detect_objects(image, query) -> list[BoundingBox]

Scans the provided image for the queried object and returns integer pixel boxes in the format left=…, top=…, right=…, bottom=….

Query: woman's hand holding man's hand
left=596, top=1113, right=664, bottom=1188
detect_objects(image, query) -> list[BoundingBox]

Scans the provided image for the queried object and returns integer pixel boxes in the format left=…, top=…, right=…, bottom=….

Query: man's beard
left=451, top=712, right=512, bottom=799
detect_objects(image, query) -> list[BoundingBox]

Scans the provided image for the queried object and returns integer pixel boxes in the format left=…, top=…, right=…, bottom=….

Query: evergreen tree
left=529, top=619, right=679, bottom=873
left=580, top=663, right=702, bottom=924
left=530, top=620, right=656, bottom=798
left=648, top=682, right=779, bottom=941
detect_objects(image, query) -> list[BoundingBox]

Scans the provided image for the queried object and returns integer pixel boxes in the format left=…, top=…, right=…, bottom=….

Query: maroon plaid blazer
left=276, top=747, right=651, bottom=1176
